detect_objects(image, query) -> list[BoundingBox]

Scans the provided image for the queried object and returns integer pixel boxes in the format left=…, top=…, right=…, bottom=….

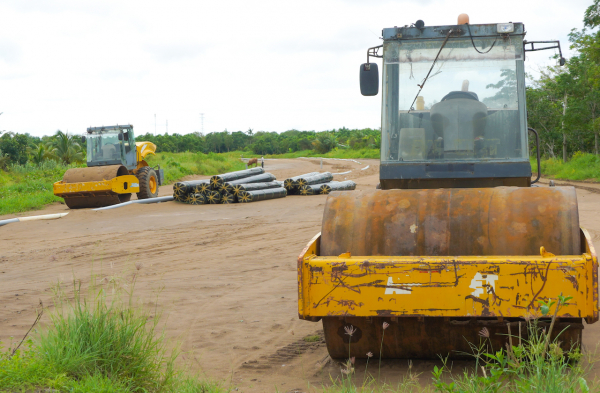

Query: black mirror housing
left=559, top=57, right=566, bottom=66
left=81, top=135, right=86, bottom=143
left=360, top=63, right=379, bottom=96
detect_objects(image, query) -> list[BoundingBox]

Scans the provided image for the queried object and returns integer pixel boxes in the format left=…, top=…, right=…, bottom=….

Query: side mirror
left=559, top=57, right=566, bottom=66
left=81, top=135, right=86, bottom=143
left=360, top=63, right=379, bottom=96
left=118, top=133, right=123, bottom=141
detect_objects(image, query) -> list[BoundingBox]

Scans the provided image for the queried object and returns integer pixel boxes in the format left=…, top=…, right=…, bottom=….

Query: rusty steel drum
left=322, top=316, right=583, bottom=359
left=321, top=187, right=580, bottom=257
left=320, top=187, right=582, bottom=358
left=61, top=165, right=132, bottom=209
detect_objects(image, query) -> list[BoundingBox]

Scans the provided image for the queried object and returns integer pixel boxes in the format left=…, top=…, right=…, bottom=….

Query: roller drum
left=319, top=187, right=582, bottom=358
left=322, top=187, right=580, bottom=257
left=61, top=165, right=132, bottom=209
left=322, top=317, right=583, bottom=359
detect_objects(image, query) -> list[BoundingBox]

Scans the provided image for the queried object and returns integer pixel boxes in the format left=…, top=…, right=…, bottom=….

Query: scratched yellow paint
left=53, top=174, right=140, bottom=196
left=298, top=233, right=599, bottom=322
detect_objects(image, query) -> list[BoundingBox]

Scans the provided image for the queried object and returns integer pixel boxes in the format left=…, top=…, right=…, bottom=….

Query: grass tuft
left=322, top=294, right=597, bottom=392
left=0, top=271, right=226, bottom=392
left=36, top=276, right=174, bottom=391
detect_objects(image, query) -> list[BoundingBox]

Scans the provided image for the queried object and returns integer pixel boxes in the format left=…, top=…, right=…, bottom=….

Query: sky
left=0, top=0, right=593, bottom=137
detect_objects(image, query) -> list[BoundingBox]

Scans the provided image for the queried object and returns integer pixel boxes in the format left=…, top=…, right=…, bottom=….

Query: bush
left=36, top=277, right=174, bottom=391
left=537, top=152, right=600, bottom=181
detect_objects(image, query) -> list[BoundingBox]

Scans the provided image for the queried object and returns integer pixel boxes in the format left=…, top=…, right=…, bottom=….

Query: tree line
left=526, top=0, right=600, bottom=161
left=0, top=127, right=380, bottom=170
left=135, top=127, right=380, bottom=156
left=0, top=130, right=83, bottom=170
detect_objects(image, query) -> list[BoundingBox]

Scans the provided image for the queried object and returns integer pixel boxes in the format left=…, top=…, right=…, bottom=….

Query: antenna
left=200, top=113, right=204, bottom=133
left=166, top=120, right=168, bottom=134
left=154, top=114, right=156, bottom=136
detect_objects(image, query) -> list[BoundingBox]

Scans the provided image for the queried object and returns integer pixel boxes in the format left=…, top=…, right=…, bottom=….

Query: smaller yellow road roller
left=53, top=125, right=164, bottom=209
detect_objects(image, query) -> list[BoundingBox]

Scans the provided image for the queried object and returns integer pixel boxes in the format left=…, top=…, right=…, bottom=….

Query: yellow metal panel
left=136, top=141, right=157, bottom=161
left=54, top=175, right=140, bottom=196
left=298, top=233, right=598, bottom=321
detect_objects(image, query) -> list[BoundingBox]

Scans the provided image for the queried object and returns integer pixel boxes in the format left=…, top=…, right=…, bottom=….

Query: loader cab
left=363, top=22, right=532, bottom=189
left=85, top=125, right=138, bottom=170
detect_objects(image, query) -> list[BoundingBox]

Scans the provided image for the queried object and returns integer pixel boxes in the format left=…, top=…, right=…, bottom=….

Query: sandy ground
left=1, top=158, right=600, bottom=392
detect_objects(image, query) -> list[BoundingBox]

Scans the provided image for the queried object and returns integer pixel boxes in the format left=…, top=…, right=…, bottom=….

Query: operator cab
left=85, top=125, right=137, bottom=170
left=360, top=18, right=563, bottom=189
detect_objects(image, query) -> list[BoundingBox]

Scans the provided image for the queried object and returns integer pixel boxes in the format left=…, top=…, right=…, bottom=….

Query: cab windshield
left=87, top=131, right=124, bottom=163
left=380, top=36, right=527, bottom=163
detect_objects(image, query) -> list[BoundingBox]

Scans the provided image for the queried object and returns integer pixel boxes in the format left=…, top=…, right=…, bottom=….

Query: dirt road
left=1, top=159, right=600, bottom=392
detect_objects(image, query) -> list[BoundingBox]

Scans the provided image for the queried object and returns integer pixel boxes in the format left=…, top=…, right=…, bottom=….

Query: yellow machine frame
left=54, top=175, right=140, bottom=196
left=298, top=229, right=599, bottom=323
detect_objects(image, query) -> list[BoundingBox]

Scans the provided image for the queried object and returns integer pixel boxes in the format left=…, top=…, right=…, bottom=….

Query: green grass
left=0, top=152, right=247, bottom=216
left=145, top=151, right=247, bottom=184
left=533, top=152, right=600, bottom=182
left=0, top=160, right=85, bottom=216
left=0, top=148, right=375, bottom=216
left=321, top=295, right=597, bottom=393
left=0, top=272, right=225, bottom=393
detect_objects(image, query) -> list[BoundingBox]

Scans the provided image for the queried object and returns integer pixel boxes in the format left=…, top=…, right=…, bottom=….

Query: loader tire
left=136, top=167, right=159, bottom=200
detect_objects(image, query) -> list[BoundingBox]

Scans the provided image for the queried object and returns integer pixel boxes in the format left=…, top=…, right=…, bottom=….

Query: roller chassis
left=298, top=227, right=599, bottom=358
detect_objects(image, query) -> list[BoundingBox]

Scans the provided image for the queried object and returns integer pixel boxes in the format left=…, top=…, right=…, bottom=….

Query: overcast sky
left=0, top=0, right=592, bottom=137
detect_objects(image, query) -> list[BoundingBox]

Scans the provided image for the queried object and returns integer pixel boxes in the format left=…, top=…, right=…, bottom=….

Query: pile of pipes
left=172, top=167, right=287, bottom=205
left=283, top=172, right=357, bottom=195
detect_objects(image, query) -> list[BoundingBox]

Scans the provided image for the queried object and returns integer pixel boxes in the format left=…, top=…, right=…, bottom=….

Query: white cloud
left=0, top=0, right=592, bottom=137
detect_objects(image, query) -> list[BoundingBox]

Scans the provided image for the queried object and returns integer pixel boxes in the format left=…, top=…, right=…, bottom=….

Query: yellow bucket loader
left=53, top=125, right=164, bottom=209
left=298, top=17, right=598, bottom=358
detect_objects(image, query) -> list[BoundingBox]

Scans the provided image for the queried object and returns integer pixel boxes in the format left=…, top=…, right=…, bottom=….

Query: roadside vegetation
left=532, top=152, right=600, bottom=182
left=145, top=151, right=247, bottom=184
left=0, top=127, right=377, bottom=216
left=321, top=295, right=597, bottom=393
left=526, top=0, right=600, bottom=162
left=0, top=270, right=224, bottom=393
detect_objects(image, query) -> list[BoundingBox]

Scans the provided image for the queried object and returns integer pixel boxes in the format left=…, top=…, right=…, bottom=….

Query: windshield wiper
left=408, top=29, right=453, bottom=113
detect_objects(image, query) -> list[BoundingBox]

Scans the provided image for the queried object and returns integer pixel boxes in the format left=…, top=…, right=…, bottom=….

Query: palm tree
left=27, top=142, right=56, bottom=166
left=52, top=130, right=84, bottom=164
left=312, top=132, right=337, bottom=153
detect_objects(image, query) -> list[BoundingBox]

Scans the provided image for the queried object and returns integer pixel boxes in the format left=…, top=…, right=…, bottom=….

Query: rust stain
left=564, top=275, right=579, bottom=291
left=335, top=299, right=364, bottom=310
left=481, top=266, right=500, bottom=275
left=527, top=262, right=552, bottom=310
left=465, top=295, right=489, bottom=307
left=375, top=309, right=400, bottom=316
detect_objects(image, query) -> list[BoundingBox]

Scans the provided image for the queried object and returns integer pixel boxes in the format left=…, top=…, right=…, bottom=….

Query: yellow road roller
left=298, top=17, right=598, bottom=358
left=53, top=125, right=164, bottom=209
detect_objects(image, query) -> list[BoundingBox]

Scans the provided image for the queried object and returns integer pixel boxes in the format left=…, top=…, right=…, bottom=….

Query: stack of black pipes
left=283, top=171, right=357, bottom=196
left=172, top=167, right=287, bottom=205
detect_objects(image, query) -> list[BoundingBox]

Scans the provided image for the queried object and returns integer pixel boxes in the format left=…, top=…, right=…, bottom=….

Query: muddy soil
left=1, top=159, right=600, bottom=392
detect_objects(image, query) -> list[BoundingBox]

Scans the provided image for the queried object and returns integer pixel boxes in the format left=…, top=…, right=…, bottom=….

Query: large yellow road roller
left=298, top=17, right=598, bottom=358
left=53, top=125, right=164, bottom=209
